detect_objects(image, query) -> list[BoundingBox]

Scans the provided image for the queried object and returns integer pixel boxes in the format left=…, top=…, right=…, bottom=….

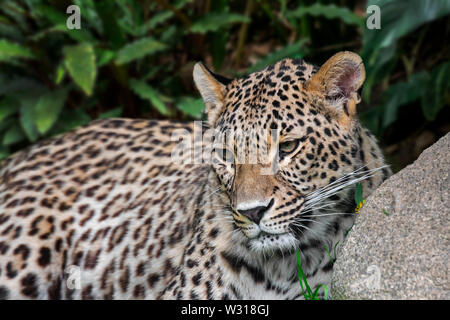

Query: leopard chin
left=247, top=232, right=298, bottom=254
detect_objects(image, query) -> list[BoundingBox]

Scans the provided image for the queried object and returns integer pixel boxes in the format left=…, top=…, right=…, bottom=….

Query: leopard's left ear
left=193, top=62, right=231, bottom=127
left=306, top=51, right=365, bottom=119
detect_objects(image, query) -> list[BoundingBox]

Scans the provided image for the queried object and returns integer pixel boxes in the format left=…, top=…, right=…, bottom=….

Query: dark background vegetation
left=0, top=0, right=449, bottom=172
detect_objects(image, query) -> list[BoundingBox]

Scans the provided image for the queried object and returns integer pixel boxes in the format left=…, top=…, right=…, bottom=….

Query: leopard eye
left=279, top=140, right=299, bottom=156
left=214, top=147, right=235, bottom=163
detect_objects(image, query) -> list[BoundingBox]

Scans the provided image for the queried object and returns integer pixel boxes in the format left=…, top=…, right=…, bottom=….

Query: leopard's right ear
left=193, top=62, right=231, bottom=127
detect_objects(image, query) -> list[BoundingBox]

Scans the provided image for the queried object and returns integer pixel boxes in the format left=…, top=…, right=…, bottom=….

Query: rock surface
left=331, top=133, right=449, bottom=300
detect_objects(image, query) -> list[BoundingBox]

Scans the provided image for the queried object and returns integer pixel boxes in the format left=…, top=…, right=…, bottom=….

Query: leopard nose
left=237, top=199, right=274, bottom=224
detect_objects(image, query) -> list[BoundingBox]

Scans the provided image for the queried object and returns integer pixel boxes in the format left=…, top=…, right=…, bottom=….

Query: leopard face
left=194, top=52, right=378, bottom=254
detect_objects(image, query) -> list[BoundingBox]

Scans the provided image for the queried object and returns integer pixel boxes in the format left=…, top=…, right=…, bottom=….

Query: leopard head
left=193, top=52, right=366, bottom=253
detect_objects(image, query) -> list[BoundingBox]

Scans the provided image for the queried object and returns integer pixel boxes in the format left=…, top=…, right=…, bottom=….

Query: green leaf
left=0, top=145, right=10, bottom=161
left=354, top=183, right=364, bottom=205
left=55, top=64, right=66, bottom=85
left=116, top=0, right=146, bottom=37
left=50, top=109, right=91, bottom=135
left=34, top=88, right=69, bottom=134
left=19, top=92, right=42, bottom=142
left=160, top=25, right=178, bottom=44
left=29, top=24, right=69, bottom=41
left=0, top=16, right=24, bottom=40
left=211, top=31, right=228, bottom=70
left=99, top=107, right=123, bottom=119
left=246, top=39, right=309, bottom=74
left=362, top=0, right=450, bottom=101
left=0, top=96, right=20, bottom=122
left=3, top=124, right=25, bottom=146
left=421, top=62, right=450, bottom=121
left=129, top=79, right=168, bottom=115
left=363, top=0, right=450, bottom=58
left=94, top=0, right=127, bottom=49
left=174, top=0, right=194, bottom=9
left=148, top=11, right=174, bottom=29
left=0, top=116, right=14, bottom=132
left=177, top=97, right=204, bottom=118
left=381, top=71, right=429, bottom=131
left=0, top=39, right=36, bottom=62
left=0, top=2, right=28, bottom=31
left=190, top=13, right=250, bottom=33
left=33, top=5, right=94, bottom=42
left=362, top=44, right=397, bottom=102
left=288, top=3, right=364, bottom=27
left=115, top=37, right=167, bottom=65
left=96, top=49, right=116, bottom=67
left=64, top=43, right=97, bottom=96
left=359, top=107, right=380, bottom=136
left=35, top=4, right=67, bottom=24
left=73, top=0, right=102, bottom=34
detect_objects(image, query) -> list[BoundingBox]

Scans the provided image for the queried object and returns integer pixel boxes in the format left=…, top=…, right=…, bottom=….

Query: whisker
left=202, top=187, right=222, bottom=200
left=290, top=222, right=322, bottom=239
left=305, top=164, right=388, bottom=201
left=303, top=212, right=355, bottom=218
left=302, top=201, right=336, bottom=213
left=304, top=166, right=387, bottom=207
left=292, top=217, right=335, bottom=229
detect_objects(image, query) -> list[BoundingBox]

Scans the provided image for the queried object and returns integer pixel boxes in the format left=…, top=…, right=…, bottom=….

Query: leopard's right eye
left=214, top=148, right=235, bottom=163
left=279, top=140, right=300, bottom=157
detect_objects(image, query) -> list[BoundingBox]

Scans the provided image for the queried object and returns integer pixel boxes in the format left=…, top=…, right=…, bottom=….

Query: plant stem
left=235, top=0, right=254, bottom=67
left=401, top=25, right=428, bottom=78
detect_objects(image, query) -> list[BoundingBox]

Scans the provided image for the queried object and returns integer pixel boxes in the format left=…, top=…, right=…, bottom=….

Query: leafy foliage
left=129, top=78, right=168, bottom=115
left=360, top=0, right=450, bottom=135
left=190, top=13, right=250, bottom=33
left=245, top=39, right=309, bottom=74
left=296, top=249, right=329, bottom=300
left=288, top=3, right=364, bottom=27
left=0, top=0, right=448, bottom=163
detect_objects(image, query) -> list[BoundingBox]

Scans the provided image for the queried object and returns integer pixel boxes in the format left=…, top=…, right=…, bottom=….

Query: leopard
left=0, top=51, right=391, bottom=300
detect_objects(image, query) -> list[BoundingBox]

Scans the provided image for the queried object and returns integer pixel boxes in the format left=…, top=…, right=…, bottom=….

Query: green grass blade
left=354, top=182, right=363, bottom=205
left=296, top=250, right=313, bottom=298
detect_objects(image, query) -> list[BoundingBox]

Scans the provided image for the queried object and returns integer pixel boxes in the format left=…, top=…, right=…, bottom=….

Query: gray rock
left=331, top=132, right=450, bottom=300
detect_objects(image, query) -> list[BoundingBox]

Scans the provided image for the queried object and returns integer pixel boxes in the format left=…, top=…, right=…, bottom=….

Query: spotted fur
left=0, top=52, right=390, bottom=299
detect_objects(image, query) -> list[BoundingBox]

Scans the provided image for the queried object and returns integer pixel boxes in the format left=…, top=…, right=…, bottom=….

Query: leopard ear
left=306, top=51, right=365, bottom=119
left=193, top=62, right=231, bottom=127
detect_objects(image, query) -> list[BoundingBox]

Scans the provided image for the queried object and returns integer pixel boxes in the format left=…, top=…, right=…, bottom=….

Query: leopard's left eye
left=279, top=140, right=299, bottom=156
